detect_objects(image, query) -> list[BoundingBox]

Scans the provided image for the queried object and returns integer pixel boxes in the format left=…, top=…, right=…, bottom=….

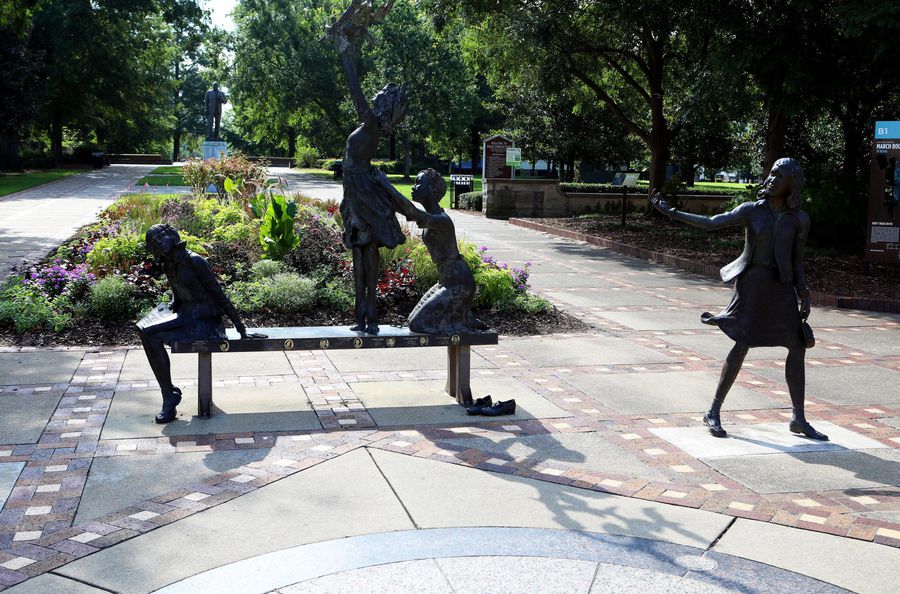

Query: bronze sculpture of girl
left=653, top=158, right=827, bottom=441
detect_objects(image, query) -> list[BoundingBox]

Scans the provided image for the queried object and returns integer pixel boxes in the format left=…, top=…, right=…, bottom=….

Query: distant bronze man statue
left=652, top=158, right=827, bottom=441
left=137, top=224, right=259, bottom=423
left=205, top=82, right=227, bottom=140
left=326, top=1, right=407, bottom=334
left=374, top=168, right=488, bottom=334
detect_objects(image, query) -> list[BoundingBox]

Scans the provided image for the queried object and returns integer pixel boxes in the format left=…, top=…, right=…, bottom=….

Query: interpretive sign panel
left=866, top=121, right=900, bottom=263
left=483, top=134, right=514, bottom=180
left=505, top=147, right=521, bottom=167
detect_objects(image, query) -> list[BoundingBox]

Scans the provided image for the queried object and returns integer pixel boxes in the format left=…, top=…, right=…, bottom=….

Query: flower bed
left=0, top=166, right=583, bottom=346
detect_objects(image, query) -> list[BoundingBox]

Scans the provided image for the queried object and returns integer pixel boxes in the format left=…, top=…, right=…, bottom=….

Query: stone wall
left=482, top=178, right=730, bottom=219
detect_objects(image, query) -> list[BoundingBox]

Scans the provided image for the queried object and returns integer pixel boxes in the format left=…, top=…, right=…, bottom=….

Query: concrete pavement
left=0, top=165, right=155, bottom=283
left=0, top=171, right=898, bottom=592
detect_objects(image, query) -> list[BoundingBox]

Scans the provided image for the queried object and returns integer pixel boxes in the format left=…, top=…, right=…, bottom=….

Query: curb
left=509, top=218, right=900, bottom=314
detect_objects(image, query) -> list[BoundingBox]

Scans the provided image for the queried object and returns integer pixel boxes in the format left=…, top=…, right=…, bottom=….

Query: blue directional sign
left=875, top=121, right=900, bottom=139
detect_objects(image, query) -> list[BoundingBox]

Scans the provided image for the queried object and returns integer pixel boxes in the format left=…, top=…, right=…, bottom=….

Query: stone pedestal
left=202, top=140, right=227, bottom=160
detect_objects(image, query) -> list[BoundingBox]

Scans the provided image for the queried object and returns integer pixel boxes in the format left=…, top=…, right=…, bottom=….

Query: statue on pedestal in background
left=205, top=82, right=227, bottom=140
left=652, top=158, right=827, bottom=441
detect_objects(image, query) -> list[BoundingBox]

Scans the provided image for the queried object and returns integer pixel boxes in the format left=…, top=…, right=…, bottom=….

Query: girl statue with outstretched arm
left=333, top=25, right=408, bottom=334
left=652, top=158, right=827, bottom=441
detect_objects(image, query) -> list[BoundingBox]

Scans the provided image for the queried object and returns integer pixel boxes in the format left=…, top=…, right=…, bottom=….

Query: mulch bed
left=526, top=215, right=900, bottom=302
left=0, top=302, right=588, bottom=348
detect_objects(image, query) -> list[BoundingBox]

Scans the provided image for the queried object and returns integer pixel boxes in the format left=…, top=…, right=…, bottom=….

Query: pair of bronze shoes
left=703, top=411, right=828, bottom=441
left=155, top=386, right=182, bottom=424
left=466, top=395, right=516, bottom=416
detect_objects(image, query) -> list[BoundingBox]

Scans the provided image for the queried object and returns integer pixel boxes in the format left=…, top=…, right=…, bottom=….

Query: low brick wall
left=510, top=218, right=900, bottom=314
left=483, top=178, right=728, bottom=218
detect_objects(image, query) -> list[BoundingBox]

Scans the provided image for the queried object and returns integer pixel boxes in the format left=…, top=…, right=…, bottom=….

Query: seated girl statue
left=137, top=224, right=260, bottom=423
left=373, top=168, right=488, bottom=334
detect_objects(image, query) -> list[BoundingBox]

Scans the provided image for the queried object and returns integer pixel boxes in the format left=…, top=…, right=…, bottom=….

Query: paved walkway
left=0, top=172, right=898, bottom=592
left=0, top=165, right=155, bottom=282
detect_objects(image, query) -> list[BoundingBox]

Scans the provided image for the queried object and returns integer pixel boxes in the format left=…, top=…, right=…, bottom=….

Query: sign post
left=866, top=121, right=900, bottom=264
left=482, top=134, right=514, bottom=183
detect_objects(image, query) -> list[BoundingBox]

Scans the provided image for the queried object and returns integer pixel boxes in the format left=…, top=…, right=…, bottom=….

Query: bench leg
left=457, top=345, right=472, bottom=406
left=198, top=352, right=212, bottom=418
left=446, top=345, right=473, bottom=406
left=446, top=346, right=459, bottom=400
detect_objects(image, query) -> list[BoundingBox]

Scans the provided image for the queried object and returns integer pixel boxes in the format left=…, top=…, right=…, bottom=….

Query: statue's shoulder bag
left=801, top=321, right=815, bottom=349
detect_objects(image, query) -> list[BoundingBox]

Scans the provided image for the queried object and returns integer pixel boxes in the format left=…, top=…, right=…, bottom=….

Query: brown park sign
left=482, top=134, right=514, bottom=180
left=866, top=121, right=900, bottom=263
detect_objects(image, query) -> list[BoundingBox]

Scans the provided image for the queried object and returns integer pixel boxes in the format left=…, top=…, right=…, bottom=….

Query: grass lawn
left=293, top=168, right=481, bottom=209
left=0, top=169, right=86, bottom=197
left=149, top=165, right=183, bottom=174
left=636, top=180, right=749, bottom=193
left=138, top=174, right=186, bottom=186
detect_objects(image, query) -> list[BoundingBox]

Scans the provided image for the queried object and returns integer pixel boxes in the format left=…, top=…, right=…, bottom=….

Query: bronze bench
left=171, top=326, right=499, bottom=417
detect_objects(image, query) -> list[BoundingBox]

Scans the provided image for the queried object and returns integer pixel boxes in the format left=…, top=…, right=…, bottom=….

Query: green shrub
left=317, top=277, right=354, bottom=310
left=211, top=220, right=255, bottom=244
left=457, top=191, right=483, bottom=211
left=227, top=273, right=316, bottom=313
left=103, top=193, right=164, bottom=235
left=263, top=274, right=316, bottom=312
left=0, top=283, right=73, bottom=332
left=408, top=242, right=438, bottom=289
left=86, top=234, right=147, bottom=271
left=250, top=259, right=287, bottom=279
left=179, top=232, right=208, bottom=256
left=498, top=292, right=551, bottom=314
left=560, top=182, right=737, bottom=197
left=473, top=266, right=516, bottom=307
left=259, top=194, right=300, bottom=260
left=89, top=276, right=136, bottom=320
left=212, top=203, right=246, bottom=228
left=158, top=196, right=198, bottom=233
left=183, top=154, right=269, bottom=200
left=294, top=145, right=320, bottom=168
left=193, top=198, right=221, bottom=234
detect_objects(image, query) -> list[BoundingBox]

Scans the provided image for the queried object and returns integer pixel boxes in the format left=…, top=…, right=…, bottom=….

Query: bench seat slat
left=171, top=326, right=498, bottom=353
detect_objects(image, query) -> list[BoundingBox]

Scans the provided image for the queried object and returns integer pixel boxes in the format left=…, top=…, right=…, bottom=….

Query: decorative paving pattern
left=1, top=214, right=898, bottom=589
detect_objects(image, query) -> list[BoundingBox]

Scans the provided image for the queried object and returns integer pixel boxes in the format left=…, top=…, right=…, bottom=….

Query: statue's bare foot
left=467, top=315, right=489, bottom=331
left=365, top=324, right=380, bottom=334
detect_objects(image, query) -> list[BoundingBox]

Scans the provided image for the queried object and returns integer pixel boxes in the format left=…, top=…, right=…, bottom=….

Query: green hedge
left=560, top=183, right=735, bottom=196
left=456, top=191, right=483, bottom=211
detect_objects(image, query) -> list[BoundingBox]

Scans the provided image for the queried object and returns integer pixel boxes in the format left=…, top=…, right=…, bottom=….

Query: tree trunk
left=403, top=135, right=411, bottom=180
left=679, top=160, right=695, bottom=186
left=172, top=128, right=181, bottom=163
left=389, top=133, right=396, bottom=160
left=172, top=60, right=181, bottom=162
left=287, top=129, right=296, bottom=159
left=469, top=127, right=480, bottom=175
left=762, top=106, right=787, bottom=178
left=566, top=155, right=576, bottom=182
left=50, top=112, right=63, bottom=167
left=0, top=134, right=21, bottom=171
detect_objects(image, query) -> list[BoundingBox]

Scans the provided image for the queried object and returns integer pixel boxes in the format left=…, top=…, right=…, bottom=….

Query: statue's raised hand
left=651, top=192, right=675, bottom=217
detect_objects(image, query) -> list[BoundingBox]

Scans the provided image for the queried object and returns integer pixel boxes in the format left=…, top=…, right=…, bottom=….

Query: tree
left=27, top=0, right=178, bottom=161
left=436, top=0, right=721, bottom=195
left=161, top=0, right=221, bottom=161
left=230, top=0, right=347, bottom=158
left=367, top=0, right=481, bottom=175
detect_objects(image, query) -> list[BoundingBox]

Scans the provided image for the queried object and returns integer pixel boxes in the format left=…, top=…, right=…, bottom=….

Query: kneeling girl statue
left=652, top=158, right=827, bottom=441
left=137, top=224, right=258, bottom=423
left=374, top=168, right=488, bottom=334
